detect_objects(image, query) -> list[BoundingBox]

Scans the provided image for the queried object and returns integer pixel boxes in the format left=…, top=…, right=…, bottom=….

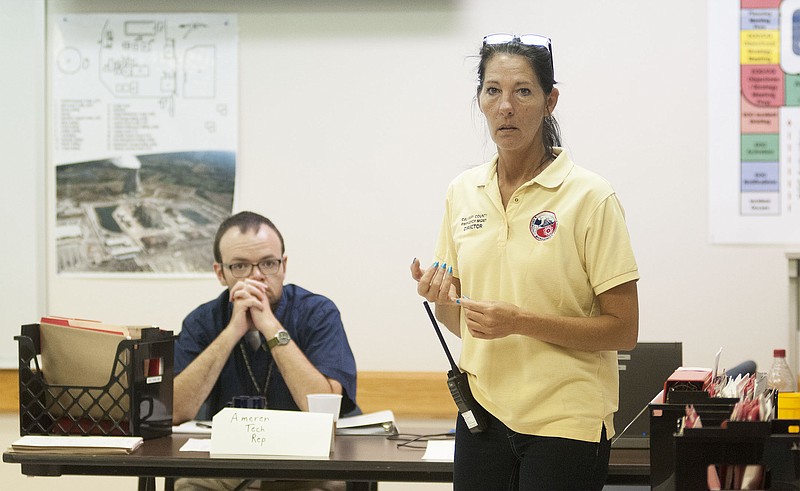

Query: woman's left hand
left=459, top=298, right=521, bottom=339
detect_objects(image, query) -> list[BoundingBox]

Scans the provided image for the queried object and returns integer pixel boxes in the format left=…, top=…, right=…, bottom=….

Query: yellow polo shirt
left=434, top=148, right=639, bottom=442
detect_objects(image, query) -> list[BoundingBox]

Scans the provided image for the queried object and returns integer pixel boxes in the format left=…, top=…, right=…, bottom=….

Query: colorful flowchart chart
left=741, top=0, right=800, bottom=216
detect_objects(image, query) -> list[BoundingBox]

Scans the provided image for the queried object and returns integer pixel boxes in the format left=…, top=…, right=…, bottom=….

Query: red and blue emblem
left=530, top=211, right=557, bottom=241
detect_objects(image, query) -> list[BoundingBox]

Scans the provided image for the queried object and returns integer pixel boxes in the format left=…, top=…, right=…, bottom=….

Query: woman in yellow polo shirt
left=411, top=34, right=639, bottom=490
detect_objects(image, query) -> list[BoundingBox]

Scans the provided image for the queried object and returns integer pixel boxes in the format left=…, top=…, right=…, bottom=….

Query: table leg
left=137, top=476, right=156, bottom=491
left=346, top=482, right=378, bottom=491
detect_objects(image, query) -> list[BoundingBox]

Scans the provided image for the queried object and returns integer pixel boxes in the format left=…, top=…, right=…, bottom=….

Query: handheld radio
left=423, top=301, right=488, bottom=433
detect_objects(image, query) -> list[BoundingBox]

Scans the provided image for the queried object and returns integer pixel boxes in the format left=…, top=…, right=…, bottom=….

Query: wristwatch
left=266, top=330, right=291, bottom=350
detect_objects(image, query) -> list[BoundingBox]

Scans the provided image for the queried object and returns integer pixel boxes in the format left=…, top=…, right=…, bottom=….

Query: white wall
left=2, top=0, right=798, bottom=377
left=0, top=0, right=45, bottom=367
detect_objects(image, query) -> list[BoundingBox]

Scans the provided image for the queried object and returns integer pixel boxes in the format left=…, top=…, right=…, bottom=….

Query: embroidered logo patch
left=530, top=211, right=557, bottom=241
left=460, top=213, right=487, bottom=232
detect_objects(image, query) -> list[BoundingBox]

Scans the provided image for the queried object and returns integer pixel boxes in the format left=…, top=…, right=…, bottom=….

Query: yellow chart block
left=741, top=30, right=780, bottom=65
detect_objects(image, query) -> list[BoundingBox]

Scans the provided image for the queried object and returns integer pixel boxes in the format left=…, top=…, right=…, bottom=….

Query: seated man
left=173, top=211, right=357, bottom=491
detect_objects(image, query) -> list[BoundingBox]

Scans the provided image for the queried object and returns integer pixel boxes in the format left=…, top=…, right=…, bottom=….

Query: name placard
left=210, top=408, right=333, bottom=459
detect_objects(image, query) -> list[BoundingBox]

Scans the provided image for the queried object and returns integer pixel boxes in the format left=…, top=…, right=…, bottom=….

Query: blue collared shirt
left=174, top=284, right=358, bottom=419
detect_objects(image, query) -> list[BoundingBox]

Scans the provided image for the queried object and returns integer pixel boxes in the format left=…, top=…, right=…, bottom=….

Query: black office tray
left=675, top=421, right=800, bottom=490
left=649, top=398, right=740, bottom=490
left=15, top=323, right=174, bottom=440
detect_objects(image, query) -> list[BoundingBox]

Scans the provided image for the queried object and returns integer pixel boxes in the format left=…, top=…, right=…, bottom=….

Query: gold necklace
left=499, top=152, right=552, bottom=186
left=530, top=152, right=553, bottom=178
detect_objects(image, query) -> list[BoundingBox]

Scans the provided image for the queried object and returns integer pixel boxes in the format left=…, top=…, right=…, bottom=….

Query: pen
left=196, top=422, right=212, bottom=429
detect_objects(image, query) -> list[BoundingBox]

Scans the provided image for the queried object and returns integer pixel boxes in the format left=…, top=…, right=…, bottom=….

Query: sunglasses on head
left=482, top=33, right=554, bottom=80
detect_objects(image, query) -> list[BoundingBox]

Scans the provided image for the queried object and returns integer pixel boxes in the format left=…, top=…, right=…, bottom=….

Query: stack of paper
left=422, top=440, right=455, bottom=461
left=335, top=410, right=399, bottom=436
left=40, top=316, right=149, bottom=339
left=9, top=435, right=144, bottom=455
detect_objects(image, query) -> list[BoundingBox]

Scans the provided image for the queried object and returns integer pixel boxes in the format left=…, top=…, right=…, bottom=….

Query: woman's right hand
left=410, top=258, right=459, bottom=305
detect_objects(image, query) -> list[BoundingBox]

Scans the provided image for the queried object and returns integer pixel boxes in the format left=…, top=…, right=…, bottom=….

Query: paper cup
left=306, top=393, right=343, bottom=422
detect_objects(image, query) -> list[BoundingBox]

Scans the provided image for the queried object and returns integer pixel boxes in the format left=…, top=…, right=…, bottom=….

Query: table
left=4, top=432, right=650, bottom=490
left=608, top=447, right=651, bottom=485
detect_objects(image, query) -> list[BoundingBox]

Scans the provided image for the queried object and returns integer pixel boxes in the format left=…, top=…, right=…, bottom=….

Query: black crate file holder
left=650, top=390, right=800, bottom=491
left=674, top=420, right=800, bottom=490
left=650, top=395, right=743, bottom=491
left=15, top=323, right=174, bottom=440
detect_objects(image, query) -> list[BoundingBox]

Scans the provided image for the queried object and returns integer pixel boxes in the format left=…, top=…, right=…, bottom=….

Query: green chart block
left=741, top=133, right=778, bottom=162
left=786, top=73, right=800, bottom=106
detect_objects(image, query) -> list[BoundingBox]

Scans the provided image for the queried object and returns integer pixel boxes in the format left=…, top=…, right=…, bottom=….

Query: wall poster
left=52, top=13, right=238, bottom=274
left=710, top=0, right=800, bottom=243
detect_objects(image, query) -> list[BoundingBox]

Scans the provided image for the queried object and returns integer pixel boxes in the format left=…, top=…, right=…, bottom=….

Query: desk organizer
left=649, top=396, right=740, bottom=490
left=674, top=421, right=800, bottom=490
left=15, top=323, right=174, bottom=440
left=650, top=392, right=800, bottom=490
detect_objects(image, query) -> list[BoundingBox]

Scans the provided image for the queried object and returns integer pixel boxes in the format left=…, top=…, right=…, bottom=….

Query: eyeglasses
left=482, top=33, right=554, bottom=79
left=222, top=259, right=282, bottom=278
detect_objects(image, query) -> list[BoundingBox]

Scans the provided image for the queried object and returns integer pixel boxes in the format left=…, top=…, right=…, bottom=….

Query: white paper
left=51, top=13, right=239, bottom=276
left=52, top=14, right=238, bottom=165
left=180, top=438, right=212, bottom=452
left=172, top=420, right=213, bottom=434
left=12, top=435, right=142, bottom=450
left=335, top=410, right=399, bottom=435
left=714, top=347, right=723, bottom=378
left=422, top=440, right=455, bottom=462
left=210, top=408, right=333, bottom=459
left=336, top=410, right=396, bottom=429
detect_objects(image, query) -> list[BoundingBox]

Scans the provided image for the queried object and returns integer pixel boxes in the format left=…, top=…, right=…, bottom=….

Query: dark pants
left=453, top=409, right=610, bottom=491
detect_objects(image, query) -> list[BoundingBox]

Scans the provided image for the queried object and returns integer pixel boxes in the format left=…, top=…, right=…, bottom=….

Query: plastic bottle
left=767, top=349, right=796, bottom=392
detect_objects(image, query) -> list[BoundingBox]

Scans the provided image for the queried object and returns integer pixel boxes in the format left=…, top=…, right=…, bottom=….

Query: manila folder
left=40, top=321, right=131, bottom=420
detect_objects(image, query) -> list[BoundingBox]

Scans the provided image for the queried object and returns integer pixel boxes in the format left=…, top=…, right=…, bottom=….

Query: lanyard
left=239, top=341, right=274, bottom=402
